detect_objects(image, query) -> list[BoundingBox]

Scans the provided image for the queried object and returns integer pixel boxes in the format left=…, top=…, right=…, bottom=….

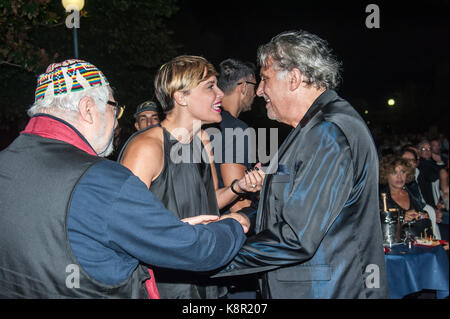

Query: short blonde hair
left=154, top=55, right=218, bottom=114
left=379, top=154, right=415, bottom=185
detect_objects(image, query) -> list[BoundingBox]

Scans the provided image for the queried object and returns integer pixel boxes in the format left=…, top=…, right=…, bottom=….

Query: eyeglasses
left=237, top=81, right=258, bottom=94
left=107, top=100, right=125, bottom=120
left=237, top=81, right=258, bottom=86
left=420, top=147, right=431, bottom=152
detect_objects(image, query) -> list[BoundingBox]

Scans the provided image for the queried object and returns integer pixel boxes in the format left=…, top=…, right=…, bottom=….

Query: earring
left=183, top=102, right=187, bottom=106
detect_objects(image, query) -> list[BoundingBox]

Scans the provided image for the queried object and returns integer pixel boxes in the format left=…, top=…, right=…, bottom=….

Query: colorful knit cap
left=35, top=59, right=109, bottom=102
left=134, top=101, right=160, bottom=118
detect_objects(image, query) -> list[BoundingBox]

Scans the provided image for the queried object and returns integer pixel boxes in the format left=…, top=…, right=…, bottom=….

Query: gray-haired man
left=215, top=30, right=389, bottom=299
left=134, top=100, right=161, bottom=131
left=0, top=59, right=249, bottom=298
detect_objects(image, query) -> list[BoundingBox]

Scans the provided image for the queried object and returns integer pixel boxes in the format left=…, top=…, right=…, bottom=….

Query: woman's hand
left=404, top=210, right=418, bottom=222
left=404, top=210, right=429, bottom=222
left=417, top=211, right=429, bottom=220
left=236, top=163, right=265, bottom=193
left=181, top=215, right=219, bottom=225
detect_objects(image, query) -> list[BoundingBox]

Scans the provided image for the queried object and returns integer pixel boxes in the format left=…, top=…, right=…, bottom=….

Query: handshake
left=182, top=212, right=251, bottom=234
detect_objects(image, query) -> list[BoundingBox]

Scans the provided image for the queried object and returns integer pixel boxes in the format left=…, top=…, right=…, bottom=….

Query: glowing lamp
left=62, top=0, right=85, bottom=11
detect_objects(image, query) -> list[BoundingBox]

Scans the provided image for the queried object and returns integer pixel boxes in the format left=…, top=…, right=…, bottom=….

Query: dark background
left=1, top=0, right=448, bottom=149
left=169, top=0, right=449, bottom=141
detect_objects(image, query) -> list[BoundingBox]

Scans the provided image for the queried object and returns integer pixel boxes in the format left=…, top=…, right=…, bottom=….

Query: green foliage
left=77, top=0, right=181, bottom=137
left=0, top=0, right=63, bottom=72
left=1, top=0, right=181, bottom=142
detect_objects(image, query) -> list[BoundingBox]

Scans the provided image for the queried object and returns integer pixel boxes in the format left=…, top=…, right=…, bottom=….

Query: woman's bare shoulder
left=122, top=127, right=164, bottom=160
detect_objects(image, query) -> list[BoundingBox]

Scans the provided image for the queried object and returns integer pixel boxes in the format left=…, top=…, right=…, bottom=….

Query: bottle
left=380, top=192, right=401, bottom=245
left=381, top=193, right=388, bottom=212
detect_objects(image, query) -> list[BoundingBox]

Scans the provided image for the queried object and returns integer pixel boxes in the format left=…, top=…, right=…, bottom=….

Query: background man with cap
left=106, top=100, right=161, bottom=161
left=0, top=59, right=249, bottom=298
left=134, top=100, right=161, bottom=131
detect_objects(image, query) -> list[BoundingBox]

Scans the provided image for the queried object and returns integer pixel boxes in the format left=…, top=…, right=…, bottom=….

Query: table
left=385, top=244, right=449, bottom=299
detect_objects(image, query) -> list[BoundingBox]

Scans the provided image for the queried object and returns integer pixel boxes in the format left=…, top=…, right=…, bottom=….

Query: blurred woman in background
left=379, top=154, right=432, bottom=238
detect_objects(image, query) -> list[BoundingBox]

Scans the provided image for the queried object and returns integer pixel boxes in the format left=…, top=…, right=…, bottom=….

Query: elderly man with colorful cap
left=0, top=59, right=249, bottom=298
left=134, top=100, right=161, bottom=131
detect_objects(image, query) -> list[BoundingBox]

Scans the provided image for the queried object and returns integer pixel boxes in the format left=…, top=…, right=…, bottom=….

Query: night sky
left=168, top=0, right=449, bottom=134
left=1, top=0, right=448, bottom=150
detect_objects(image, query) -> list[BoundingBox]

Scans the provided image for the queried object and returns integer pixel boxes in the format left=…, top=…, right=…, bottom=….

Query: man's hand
left=219, top=212, right=250, bottom=234
left=182, top=215, right=220, bottom=225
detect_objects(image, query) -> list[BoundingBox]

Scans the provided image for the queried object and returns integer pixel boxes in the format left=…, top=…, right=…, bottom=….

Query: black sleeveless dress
left=379, top=185, right=432, bottom=239
left=150, top=126, right=219, bottom=220
left=120, top=125, right=225, bottom=298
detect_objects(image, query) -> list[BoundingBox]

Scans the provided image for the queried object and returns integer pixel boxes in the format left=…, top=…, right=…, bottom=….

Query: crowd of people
left=376, top=134, right=449, bottom=243
left=0, top=29, right=447, bottom=299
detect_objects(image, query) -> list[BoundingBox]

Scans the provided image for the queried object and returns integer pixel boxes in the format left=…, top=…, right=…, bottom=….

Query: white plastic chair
left=423, top=204, right=442, bottom=240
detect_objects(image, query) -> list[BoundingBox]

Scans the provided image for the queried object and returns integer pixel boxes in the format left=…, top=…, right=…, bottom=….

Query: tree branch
left=0, top=61, right=35, bottom=74
left=0, top=61, right=25, bottom=68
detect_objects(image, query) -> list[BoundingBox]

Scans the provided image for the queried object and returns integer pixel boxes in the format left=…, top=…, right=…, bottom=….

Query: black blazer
left=215, top=90, right=389, bottom=299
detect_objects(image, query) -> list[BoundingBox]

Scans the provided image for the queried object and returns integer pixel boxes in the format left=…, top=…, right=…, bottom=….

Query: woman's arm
left=220, top=163, right=252, bottom=213
left=197, top=130, right=264, bottom=210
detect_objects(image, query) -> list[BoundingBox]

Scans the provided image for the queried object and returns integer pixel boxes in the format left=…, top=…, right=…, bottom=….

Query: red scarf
left=22, top=115, right=97, bottom=155
left=22, top=115, right=160, bottom=299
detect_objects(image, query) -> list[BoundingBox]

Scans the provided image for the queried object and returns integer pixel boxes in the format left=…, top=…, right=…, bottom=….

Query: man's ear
left=288, top=68, right=303, bottom=91
left=134, top=122, right=140, bottom=131
left=239, top=82, right=247, bottom=96
left=78, top=96, right=96, bottom=124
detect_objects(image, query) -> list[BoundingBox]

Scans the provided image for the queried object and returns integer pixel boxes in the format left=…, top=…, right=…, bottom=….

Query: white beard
left=99, top=138, right=114, bottom=157
left=96, top=114, right=115, bottom=157
left=266, top=104, right=278, bottom=121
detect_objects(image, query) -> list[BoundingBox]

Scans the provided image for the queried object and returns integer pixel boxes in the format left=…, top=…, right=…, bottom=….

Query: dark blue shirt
left=210, top=110, right=255, bottom=188
left=68, top=160, right=246, bottom=285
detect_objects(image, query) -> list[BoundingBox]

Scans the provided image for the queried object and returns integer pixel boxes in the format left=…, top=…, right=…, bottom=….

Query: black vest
left=0, top=134, right=149, bottom=298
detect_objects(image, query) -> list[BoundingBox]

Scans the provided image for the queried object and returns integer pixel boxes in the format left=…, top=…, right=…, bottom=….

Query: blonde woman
left=119, top=55, right=264, bottom=298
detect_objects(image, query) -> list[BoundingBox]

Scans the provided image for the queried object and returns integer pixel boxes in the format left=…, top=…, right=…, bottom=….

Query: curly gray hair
left=257, top=30, right=342, bottom=90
